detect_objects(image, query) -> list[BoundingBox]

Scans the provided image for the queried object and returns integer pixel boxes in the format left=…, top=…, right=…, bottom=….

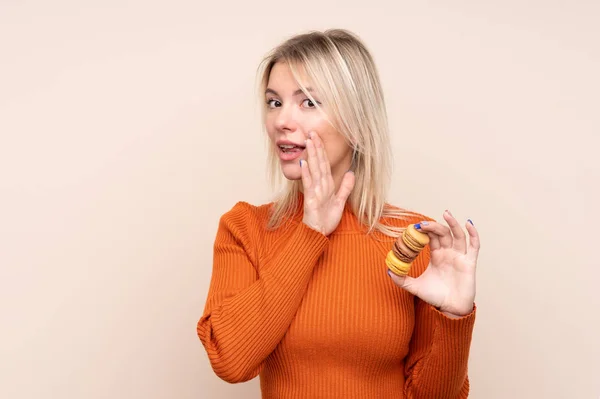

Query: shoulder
left=218, top=200, right=272, bottom=232
left=213, top=201, right=273, bottom=260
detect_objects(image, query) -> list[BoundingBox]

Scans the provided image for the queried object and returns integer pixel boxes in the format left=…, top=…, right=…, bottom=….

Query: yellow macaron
left=386, top=250, right=411, bottom=276
left=402, top=224, right=430, bottom=252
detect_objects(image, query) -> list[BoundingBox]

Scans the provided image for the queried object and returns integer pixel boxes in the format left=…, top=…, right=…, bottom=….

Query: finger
left=428, top=231, right=441, bottom=251
left=443, top=210, right=466, bottom=254
left=417, top=221, right=452, bottom=248
left=305, top=137, right=322, bottom=183
left=387, top=270, right=421, bottom=297
left=417, top=220, right=440, bottom=250
left=310, top=131, right=330, bottom=179
left=318, top=134, right=334, bottom=181
left=310, top=132, right=331, bottom=193
left=319, top=138, right=337, bottom=192
left=465, top=219, right=480, bottom=262
left=335, top=170, right=355, bottom=203
left=300, top=159, right=312, bottom=190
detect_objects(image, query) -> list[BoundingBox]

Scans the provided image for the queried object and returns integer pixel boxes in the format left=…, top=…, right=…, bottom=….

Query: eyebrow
left=265, top=87, right=314, bottom=97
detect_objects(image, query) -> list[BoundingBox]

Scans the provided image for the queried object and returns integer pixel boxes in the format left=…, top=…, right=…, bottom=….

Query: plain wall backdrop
left=1, top=1, right=598, bottom=398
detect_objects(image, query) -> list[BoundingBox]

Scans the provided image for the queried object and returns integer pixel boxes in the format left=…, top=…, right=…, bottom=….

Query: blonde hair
left=257, top=29, right=414, bottom=237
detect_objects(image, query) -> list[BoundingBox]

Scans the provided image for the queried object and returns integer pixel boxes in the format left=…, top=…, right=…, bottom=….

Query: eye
left=266, top=98, right=281, bottom=108
left=301, top=99, right=320, bottom=108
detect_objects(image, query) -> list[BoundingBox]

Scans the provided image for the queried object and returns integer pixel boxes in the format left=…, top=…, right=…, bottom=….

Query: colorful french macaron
left=386, top=223, right=430, bottom=276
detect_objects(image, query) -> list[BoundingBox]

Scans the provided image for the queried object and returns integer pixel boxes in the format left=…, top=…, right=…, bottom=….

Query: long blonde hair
left=257, top=29, right=414, bottom=237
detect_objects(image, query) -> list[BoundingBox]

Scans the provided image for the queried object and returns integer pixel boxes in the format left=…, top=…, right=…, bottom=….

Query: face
left=265, top=62, right=352, bottom=183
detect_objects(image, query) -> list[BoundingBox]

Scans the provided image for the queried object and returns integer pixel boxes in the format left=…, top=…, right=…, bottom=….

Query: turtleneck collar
left=291, top=192, right=367, bottom=234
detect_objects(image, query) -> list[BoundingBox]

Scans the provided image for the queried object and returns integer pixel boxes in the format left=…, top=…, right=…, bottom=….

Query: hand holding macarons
left=388, top=211, right=480, bottom=318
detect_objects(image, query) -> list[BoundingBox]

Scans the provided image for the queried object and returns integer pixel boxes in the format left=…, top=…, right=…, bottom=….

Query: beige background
left=1, top=1, right=598, bottom=398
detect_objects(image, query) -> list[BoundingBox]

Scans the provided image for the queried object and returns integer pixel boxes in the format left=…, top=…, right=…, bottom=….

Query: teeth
left=280, top=144, right=296, bottom=149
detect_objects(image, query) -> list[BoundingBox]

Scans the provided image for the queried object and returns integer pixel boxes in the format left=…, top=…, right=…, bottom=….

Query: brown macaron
left=393, top=239, right=418, bottom=264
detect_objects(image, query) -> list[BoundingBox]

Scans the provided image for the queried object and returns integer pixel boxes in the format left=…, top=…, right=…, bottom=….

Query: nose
left=274, top=104, right=298, bottom=132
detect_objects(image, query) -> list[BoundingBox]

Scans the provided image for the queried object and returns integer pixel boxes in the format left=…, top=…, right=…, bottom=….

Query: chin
left=280, top=163, right=302, bottom=181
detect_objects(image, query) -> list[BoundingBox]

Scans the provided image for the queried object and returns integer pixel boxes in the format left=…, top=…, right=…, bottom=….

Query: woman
left=197, top=29, right=480, bottom=398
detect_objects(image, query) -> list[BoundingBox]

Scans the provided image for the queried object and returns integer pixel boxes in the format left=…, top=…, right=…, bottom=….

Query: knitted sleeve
left=403, top=246, right=477, bottom=398
left=197, top=202, right=329, bottom=383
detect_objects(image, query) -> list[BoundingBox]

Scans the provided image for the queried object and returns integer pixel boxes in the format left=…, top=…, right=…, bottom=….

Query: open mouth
left=278, top=144, right=306, bottom=153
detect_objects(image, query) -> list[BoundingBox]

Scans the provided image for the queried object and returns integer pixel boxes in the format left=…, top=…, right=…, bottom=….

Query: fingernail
left=446, top=210, right=453, bottom=216
left=308, top=131, right=313, bottom=138
left=420, top=221, right=429, bottom=226
left=387, top=270, right=392, bottom=277
left=468, top=219, right=474, bottom=226
left=299, top=159, right=303, bottom=166
left=414, top=223, right=421, bottom=230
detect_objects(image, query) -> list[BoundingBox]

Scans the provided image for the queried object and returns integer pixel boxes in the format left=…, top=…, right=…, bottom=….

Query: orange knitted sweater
left=198, top=194, right=476, bottom=398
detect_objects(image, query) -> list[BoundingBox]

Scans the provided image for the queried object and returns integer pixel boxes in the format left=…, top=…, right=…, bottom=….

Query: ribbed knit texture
left=198, top=194, right=476, bottom=398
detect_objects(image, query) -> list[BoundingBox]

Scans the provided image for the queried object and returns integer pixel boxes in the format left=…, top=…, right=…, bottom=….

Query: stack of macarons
left=386, top=224, right=430, bottom=276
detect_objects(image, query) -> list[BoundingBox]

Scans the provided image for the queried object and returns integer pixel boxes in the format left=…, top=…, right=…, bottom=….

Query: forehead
left=267, top=61, right=312, bottom=91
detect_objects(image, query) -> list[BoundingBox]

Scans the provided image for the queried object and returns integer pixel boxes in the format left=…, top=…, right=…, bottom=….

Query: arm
left=197, top=202, right=329, bottom=383
left=389, top=211, right=480, bottom=398
left=404, top=297, right=476, bottom=398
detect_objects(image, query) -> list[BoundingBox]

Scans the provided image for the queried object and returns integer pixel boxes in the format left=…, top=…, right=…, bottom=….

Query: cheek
left=314, top=122, right=343, bottom=152
left=323, top=138, right=350, bottom=163
left=310, top=116, right=331, bottom=132
left=264, top=118, right=276, bottom=140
